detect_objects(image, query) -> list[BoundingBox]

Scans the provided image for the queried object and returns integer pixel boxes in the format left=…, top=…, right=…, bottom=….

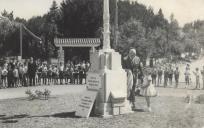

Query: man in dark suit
left=28, top=57, right=37, bottom=86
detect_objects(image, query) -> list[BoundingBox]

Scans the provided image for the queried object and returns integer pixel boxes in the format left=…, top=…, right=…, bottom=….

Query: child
left=184, top=66, right=191, bottom=88
left=151, top=67, right=157, bottom=86
left=140, top=67, right=157, bottom=112
left=0, top=66, right=2, bottom=88
left=168, top=65, right=174, bottom=86
left=164, top=67, right=169, bottom=87
left=174, top=67, right=180, bottom=88
left=157, top=67, right=163, bottom=86
left=2, top=66, right=8, bottom=88
left=193, top=68, right=200, bottom=89
left=47, top=65, right=53, bottom=85
left=13, top=65, right=19, bottom=87
left=200, top=66, right=204, bottom=90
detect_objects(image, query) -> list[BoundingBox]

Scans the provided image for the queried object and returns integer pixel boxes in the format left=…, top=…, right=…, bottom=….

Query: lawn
left=0, top=91, right=204, bottom=128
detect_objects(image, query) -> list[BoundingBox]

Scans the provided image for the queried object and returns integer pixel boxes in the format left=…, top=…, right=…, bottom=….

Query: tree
left=1, top=10, right=14, bottom=21
left=0, top=11, right=21, bottom=56
left=59, top=0, right=103, bottom=38
left=117, top=19, right=148, bottom=59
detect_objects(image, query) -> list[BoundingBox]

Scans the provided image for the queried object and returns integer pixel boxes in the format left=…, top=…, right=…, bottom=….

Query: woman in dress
left=140, top=67, right=157, bottom=112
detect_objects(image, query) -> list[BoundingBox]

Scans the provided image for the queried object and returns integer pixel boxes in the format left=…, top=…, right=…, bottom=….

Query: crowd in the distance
left=147, top=63, right=204, bottom=90
left=0, top=57, right=90, bottom=89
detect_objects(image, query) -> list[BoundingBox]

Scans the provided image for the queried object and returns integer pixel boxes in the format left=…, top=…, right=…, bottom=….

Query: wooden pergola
left=54, top=38, right=101, bottom=63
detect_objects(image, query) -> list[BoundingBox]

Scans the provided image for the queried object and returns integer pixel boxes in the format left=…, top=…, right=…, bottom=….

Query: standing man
left=28, top=57, right=37, bottom=86
left=123, top=48, right=141, bottom=110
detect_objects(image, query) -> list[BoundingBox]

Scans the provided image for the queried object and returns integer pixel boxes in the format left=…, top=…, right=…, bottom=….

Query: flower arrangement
left=25, top=89, right=51, bottom=100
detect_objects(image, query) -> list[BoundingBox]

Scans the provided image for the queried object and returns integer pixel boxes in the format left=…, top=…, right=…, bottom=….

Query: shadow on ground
left=0, top=114, right=29, bottom=124
left=0, top=111, right=83, bottom=124
left=32, top=111, right=81, bottom=118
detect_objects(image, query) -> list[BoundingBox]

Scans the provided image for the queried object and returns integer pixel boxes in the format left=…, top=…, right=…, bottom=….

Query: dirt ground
left=0, top=87, right=204, bottom=128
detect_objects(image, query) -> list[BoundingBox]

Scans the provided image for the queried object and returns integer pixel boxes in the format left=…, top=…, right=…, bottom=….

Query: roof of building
left=54, top=38, right=101, bottom=47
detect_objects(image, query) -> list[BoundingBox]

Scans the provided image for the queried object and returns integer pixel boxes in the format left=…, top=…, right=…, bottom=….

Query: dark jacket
left=28, top=62, right=37, bottom=76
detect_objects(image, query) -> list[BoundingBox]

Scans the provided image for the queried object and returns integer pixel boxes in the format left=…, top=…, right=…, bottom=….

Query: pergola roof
left=54, top=38, right=101, bottom=47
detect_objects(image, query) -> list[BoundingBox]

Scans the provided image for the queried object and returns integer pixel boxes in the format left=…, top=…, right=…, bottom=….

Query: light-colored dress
left=126, top=69, right=133, bottom=98
left=140, top=75, right=157, bottom=97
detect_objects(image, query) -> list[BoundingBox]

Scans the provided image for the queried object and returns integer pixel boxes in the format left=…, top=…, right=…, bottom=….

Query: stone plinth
left=88, top=49, right=132, bottom=117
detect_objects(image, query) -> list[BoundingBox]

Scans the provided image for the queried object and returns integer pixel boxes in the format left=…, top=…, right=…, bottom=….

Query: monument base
left=89, top=49, right=133, bottom=117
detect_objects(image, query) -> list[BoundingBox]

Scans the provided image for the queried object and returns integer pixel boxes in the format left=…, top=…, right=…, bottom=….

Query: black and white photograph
left=0, top=0, right=204, bottom=128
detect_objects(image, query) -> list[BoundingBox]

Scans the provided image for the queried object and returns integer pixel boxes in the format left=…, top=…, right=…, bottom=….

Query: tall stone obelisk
left=88, top=0, right=132, bottom=117
left=103, top=0, right=111, bottom=50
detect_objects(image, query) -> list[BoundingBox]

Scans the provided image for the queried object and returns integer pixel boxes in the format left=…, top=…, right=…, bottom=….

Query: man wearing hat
left=123, top=48, right=141, bottom=110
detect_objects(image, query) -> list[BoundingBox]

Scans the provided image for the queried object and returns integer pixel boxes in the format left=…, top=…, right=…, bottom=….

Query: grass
left=0, top=93, right=204, bottom=128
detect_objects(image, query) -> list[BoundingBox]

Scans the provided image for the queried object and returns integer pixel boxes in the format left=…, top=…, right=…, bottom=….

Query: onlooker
left=13, top=65, right=19, bottom=87
left=59, top=62, right=64, bottom=85
left=157, top=67, right=163, bottom=86
left=193, top=68, right=200, bottom=89
left=168, top=65, right=173, bottom=86
left=200, top=66, right=204, bottom=90
left=151, top=67, right=157, bottom=86
left=42, top=63, right=48, bottom=85
left=28, top=57, right=37, bottom=86
left=0, top=66, right=2, bottom=88
left=184, top=65, right=191, bottom=87
left=164, top=67, right=169, bottom=87
left=7, top=65, right=14, bottom=88
left=174, top=67, right=180, bottom=88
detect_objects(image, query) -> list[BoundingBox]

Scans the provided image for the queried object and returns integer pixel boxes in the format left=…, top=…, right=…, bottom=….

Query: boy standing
left=168, top=65, right=174, bottom=86
left=157, top=67, right=163, bottom=86
left=174, top=67, right=180, bottom=88
left=184, top=64, right=191, bottom=88
left=200, top=66, right=204, bottom=90
left=164, top=67, right=169, bottom=87
left=193, top=68, right=200, bottom=89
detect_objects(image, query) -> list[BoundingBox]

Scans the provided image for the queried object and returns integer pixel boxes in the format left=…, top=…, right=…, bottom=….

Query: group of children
left=185, top=64, right=204, bottom=90
left=0, top=59, right=90, bottom=88
left=149, top=63, right=204, bottom=90
left=150, top=64, right=180, bottom=88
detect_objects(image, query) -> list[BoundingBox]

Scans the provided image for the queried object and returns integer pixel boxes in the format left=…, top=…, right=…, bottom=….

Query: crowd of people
left=0, top=57, right=90, bottom=89
left=147, top=63, right=204, bottom=90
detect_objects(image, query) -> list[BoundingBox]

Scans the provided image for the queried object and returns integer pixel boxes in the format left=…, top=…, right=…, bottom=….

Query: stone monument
left=87, top=0, right=132, bottom=117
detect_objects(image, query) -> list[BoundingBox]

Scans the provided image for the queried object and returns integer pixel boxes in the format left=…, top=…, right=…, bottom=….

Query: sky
left=0, top=0, right=204, bottom=26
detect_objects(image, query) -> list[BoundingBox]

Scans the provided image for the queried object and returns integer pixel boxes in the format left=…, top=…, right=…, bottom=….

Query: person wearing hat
left=123, top=48, right=141, bottom=110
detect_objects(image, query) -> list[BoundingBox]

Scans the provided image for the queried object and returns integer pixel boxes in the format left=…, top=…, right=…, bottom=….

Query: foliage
left=1, top=0, right=204, bottom=60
